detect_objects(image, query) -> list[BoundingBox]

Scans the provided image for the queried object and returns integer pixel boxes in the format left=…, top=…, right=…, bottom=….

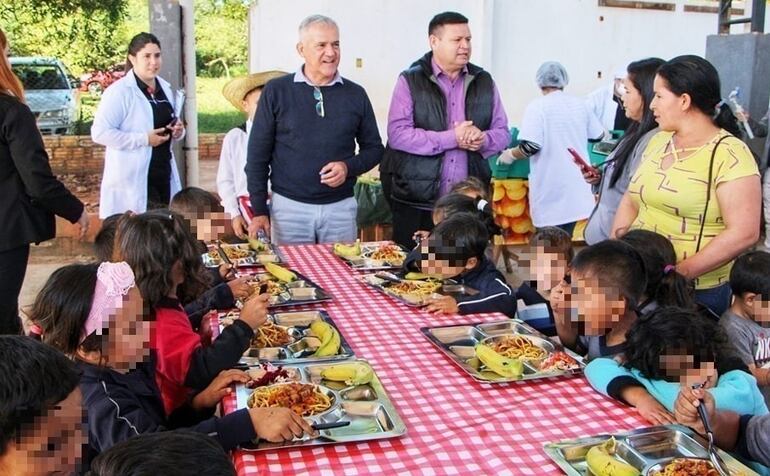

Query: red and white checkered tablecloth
left=221, top=244, right=646, bottom=475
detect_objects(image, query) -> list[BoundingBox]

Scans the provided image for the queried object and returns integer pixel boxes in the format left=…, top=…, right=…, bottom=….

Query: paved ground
left=20, top=159, right=221, bottom=316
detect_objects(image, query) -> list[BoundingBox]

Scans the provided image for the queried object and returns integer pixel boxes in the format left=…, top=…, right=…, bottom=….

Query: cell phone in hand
left=567, top=148, right=597, bottom=176
left=257, top=282, right=269, bottom=295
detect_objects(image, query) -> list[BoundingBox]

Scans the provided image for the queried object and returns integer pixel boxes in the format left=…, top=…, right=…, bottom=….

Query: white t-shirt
left=216, top=120, right=251, bottom=217
left=519, top=90, right=604, bottom=227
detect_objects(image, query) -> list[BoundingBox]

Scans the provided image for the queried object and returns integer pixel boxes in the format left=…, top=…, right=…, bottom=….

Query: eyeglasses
left=313, top=86, right=325, bottom=118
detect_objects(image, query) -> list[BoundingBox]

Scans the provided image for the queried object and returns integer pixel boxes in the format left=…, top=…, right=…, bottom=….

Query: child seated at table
left=94, top=212, right=126, bottom=262
left=720, top=251, right=770, bottom=406
left=30, top=261, right=315, bottom=456
left=88, top=430, right=236, bottom=476
left=94, top=210, right=251, bottom=333
left=0, top=335, right=85, bottom=476
left=618, top=229, right=695, bottom=314
left=674, top=386, right=770, bottom=470
left=405, top=213, right=516, bottom=317
left=115, top=211, right=268, bottom=416
left=585, top=306, right=768, bottom=420
left=412, top=191, right=499, bottom=245
left=450, top=176, right=489, bottom=201
left=515, top=227, right=575, bottom=336
left=170, top=186, right=234, bottom=245
left=556, top=240, right=646, bottom=361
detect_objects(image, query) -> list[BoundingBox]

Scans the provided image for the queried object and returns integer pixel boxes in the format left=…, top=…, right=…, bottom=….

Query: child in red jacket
left=116, top=210, right=267, bottom=415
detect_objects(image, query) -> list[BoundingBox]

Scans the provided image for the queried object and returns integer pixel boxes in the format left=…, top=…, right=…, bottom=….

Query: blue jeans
left=270, top=192, right=357, bottom=245
left=694, top=283, right=732, bottom=319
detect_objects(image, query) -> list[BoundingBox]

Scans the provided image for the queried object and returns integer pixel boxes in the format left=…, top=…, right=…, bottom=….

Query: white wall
left=249, top=0, right=756, bottom=138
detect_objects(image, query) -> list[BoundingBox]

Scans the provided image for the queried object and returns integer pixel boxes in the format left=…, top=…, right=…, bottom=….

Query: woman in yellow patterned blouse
left=612, top=55, right=760, bottom=317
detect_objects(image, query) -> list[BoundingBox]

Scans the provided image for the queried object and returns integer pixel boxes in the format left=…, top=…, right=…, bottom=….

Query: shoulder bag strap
left=695, top=135, right=731, bottom=253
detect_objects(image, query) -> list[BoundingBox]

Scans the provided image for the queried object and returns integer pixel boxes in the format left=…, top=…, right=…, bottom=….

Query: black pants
left=147, top=157, right=171, bottom=209
left=391, top=202, right=434, bottom=249
left=0, top=244, right=30, bottom=335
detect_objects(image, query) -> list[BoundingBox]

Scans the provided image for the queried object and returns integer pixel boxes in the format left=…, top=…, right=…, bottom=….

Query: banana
left=585, top=437, right=640, bottom=476
left=333, top=240, right=361, bottom=257
left=474, top=344, right=523, bottom=379
left=321, top=362, right=373, bottom=386
left=315, top=328, right=340, bottom=356
left=248, top=238, right=268, bottom=252
left=265, top=262, right=296, bottom=283
left=404, top=272, right=440, bottom=281
left=309, top=320, right=340, bottom=357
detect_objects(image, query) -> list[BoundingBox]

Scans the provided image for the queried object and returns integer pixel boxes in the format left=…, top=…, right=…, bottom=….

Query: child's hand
left=219, top=263, right=235, bottom=281
left=424, top=295, right=459, bottom=315
left=191, top=369, right=250, bottom=410
left=673, top=386, right=715, bottom=434
left=412, top=230, right=430, bottom=244
left=227, top=276, right=252, bottom=300
left=636, top=393, right=676, bottom=426
left=550, top=280, right=571, bottom=323
left=248, top=407, right=318, bottom=442
left=240, top=292, right=269, bottom=329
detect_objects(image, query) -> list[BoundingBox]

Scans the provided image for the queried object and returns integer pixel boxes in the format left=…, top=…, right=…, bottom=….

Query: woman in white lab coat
left=92, top=32, right=184, bottom=218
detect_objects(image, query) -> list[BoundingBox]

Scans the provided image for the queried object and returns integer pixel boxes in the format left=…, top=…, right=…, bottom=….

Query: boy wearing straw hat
left=217, top=71, right=286, bottom=239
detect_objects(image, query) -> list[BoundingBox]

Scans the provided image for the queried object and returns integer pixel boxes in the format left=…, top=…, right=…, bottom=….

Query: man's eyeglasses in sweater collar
left=313, top=86, right=325, bottom=118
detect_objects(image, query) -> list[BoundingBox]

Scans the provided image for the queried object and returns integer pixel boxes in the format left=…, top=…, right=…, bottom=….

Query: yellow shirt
left=627, top=130, right=758, bottom=289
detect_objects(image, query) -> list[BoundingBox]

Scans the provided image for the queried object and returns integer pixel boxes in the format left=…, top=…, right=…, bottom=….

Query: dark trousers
left=0, top=244, right=30, bottom=334
left=555, top=221, right=577, bottom=238
left=694, top=282, right=732, bottom=319
left=390, top=202, right=434, bottom=249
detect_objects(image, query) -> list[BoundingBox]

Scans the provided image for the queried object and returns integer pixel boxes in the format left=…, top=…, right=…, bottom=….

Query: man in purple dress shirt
left=381, top=11, right=510, bottom=248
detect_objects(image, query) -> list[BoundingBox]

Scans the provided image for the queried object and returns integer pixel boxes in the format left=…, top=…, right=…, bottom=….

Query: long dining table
left=220, top=243, right=645, bottom=475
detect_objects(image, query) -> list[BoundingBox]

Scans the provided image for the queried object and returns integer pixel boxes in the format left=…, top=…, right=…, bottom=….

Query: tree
left=0, top=0, right=129, bottom=74
left=194, top=0, right=249, bottom=77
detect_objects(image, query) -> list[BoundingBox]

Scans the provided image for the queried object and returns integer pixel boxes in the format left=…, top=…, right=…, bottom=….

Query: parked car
left=79, top=63, right=126, bottom=96
left=10, top=57, right=80, bottom=135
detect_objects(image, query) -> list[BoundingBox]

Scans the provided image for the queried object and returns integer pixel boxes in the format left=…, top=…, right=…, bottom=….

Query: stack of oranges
left=491, top=179, right=535, bottom=245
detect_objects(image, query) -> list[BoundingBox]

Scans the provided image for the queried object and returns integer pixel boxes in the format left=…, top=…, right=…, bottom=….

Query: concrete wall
left=248, top=0, right=756, bottom=136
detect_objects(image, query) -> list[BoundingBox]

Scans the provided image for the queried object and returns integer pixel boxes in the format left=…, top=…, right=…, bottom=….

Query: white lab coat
left=586, top=82, right=616, bottom=132
left=92, top=70, right=182, bottom=218
left=519, top=90, right=605, bottom=227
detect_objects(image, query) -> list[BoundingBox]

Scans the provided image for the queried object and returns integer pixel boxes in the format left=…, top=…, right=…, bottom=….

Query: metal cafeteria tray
left=420, top=319, right=584, bottom=383
left=234, top=358, right=406, bottom=451
left=332, top=241, right=408, bottom=271
left=544, top=424, right=758, bottom=475
left=358, top=273, right=477, bottom=307
left=221, top=309, right=354, bottom=365
left=201, top=242, right=284, bottom=268
left=244, top=270, right=332, bottom=308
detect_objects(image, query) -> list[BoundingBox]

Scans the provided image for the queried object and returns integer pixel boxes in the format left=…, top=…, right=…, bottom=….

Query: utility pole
left=148, top=0, right=199, bottom=187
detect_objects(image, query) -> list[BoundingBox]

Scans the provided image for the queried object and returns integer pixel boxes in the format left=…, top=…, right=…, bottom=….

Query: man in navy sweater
left=246, top=14, right=383, bottom=244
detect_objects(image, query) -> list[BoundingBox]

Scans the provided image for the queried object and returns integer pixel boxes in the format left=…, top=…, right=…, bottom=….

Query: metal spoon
left=692, top=384, right=731, bottom=476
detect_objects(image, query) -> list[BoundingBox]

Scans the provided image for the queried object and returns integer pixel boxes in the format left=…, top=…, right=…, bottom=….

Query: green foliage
left=196, top=77, right=245, bottom=133
left=0, top=0, right=130, bottom=74
left=1, top=0, right=248, bottom=77
left=194, top=0, right=249, bottom=78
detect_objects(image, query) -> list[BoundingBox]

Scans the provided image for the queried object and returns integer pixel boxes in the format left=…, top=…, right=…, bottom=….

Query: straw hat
left=222, top=70, right=287, bottom=111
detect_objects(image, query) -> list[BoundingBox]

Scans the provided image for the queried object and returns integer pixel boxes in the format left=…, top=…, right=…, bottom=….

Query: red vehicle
left=79, top=63, right=126, bottom=96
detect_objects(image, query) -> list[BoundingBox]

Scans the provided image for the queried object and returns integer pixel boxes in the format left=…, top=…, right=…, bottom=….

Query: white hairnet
left=536, top=61, right=569, bottom=89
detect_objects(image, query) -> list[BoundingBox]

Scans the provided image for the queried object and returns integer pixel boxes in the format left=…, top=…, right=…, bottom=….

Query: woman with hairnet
left=499, top=61, right=604, bottom=236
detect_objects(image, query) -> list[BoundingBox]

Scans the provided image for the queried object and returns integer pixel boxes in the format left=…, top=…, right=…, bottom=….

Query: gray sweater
left=584, top=129, right=658, bottom=244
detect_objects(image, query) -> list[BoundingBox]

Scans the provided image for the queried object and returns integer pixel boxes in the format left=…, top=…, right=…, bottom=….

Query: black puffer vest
left=382, top=52, right=494, bottom=208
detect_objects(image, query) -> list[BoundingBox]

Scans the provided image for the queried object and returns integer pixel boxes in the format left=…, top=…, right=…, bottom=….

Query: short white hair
left=298, top=14, right=338, bottom=40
